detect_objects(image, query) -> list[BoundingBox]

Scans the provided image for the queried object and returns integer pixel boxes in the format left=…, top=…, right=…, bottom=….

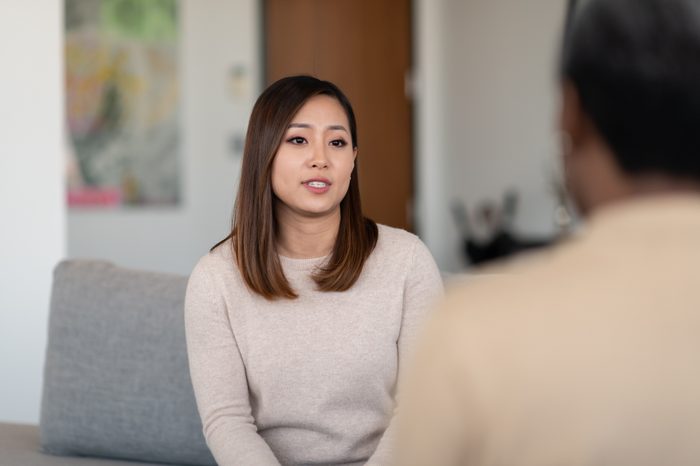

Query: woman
left=185, top=75, right=442, bottom=466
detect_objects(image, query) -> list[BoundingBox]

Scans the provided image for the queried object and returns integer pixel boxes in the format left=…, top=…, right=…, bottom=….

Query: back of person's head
left=561, top=0, right=700, bottom=181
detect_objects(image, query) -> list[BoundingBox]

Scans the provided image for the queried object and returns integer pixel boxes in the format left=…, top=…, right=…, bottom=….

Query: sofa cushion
left=40, top=260, right=215, bottom=466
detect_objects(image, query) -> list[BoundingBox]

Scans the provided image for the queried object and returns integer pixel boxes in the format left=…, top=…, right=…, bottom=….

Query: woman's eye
left=287, top=137, right=306, bottom=144
left=330, top=139, right=347, bottom=147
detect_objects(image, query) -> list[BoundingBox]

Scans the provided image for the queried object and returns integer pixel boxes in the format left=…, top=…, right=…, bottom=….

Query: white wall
left=415, top=0, right=567, bottom=271
left=68, top=0, right=566, bottom=276
left=0, top=1, right=66, bottom=423
left=68, top=0, right=260, bottom=276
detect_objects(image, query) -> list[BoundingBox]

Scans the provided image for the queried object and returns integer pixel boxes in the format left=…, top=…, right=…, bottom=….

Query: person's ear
left=561, top=81, right=585, bottom=147
left=353, top=147, right=358, bottom=161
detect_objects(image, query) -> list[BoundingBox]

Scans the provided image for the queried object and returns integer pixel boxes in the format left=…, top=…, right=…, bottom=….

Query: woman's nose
left=309, top=143, right=328, bottom=168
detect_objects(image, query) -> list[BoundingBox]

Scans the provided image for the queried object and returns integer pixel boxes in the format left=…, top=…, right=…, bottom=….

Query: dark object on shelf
left=451, top=191, right=554, bottom=266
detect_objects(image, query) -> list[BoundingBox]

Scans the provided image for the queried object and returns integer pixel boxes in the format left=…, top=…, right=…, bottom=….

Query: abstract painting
left=65, top=0, right=180, bottom=207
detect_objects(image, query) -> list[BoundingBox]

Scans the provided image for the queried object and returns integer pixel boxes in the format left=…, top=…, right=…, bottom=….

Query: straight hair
left=213, top=75, right=378, bottom=299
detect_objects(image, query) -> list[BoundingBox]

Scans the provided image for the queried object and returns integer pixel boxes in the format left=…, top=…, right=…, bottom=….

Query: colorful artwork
left=65, top=0, right=180, bottom=207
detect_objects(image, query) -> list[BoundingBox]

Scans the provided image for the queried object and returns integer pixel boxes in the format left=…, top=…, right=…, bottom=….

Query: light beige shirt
left=185, top=224, right=443, bottom=466
left=398, top=195, right=700, bottom=466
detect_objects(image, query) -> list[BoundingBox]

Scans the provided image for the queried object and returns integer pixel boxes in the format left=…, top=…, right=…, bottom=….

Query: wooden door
left=265, top=0, right=413, bottom=230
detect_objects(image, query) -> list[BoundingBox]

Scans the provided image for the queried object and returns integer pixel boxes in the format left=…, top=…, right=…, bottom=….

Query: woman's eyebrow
left=327, top=124, right=349, bottom=133
left=287, top=122, right=349, bottom=133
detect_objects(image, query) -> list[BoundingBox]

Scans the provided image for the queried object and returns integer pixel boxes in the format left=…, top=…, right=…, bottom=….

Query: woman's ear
left=353, top=148, right=358, bottom=161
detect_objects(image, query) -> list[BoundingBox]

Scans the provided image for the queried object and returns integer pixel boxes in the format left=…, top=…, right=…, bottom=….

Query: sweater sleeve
left=184, top=257, right=281, bottom=466
left=366, top=238, right=444, bottom=465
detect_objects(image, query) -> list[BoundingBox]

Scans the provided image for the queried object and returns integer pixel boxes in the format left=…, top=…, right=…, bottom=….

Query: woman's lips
left=302, top=179, right=331, bottom=194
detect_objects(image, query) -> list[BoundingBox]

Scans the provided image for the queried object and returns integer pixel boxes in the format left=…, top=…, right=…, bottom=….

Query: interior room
left=0, top=0, right=568, bottom=454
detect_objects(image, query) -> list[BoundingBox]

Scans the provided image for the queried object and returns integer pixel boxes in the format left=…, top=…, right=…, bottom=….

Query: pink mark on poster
left=68, top=188, right=122, bottom=207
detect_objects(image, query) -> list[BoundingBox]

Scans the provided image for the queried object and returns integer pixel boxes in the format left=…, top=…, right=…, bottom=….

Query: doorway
left=265, top=0, right=414, bottom=230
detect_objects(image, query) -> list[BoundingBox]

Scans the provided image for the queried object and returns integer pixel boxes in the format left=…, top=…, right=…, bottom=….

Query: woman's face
left=271, top=94, right=357, bottom=222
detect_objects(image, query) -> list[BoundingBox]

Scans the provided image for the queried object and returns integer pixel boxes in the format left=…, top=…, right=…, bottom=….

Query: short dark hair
left=213, top=75, right=378, bottom=300
left=561, top=0, right=700, bottom=181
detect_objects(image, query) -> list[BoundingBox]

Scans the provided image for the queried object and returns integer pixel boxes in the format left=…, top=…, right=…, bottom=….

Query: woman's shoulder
left=189, top=241, right=241, bottom=287
left=376, top=223, right=427, bottom=250
left=193, top=240, right=233, bottom=267
left=374, top=223, right=432, bottom=264
left=369, top=224, right=442, bottom=288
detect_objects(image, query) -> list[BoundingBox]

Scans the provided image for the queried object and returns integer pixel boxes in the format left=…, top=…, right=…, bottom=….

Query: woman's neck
left=275, top=208, right=340, bottom=259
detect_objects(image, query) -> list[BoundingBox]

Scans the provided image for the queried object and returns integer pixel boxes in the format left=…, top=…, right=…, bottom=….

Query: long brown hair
left=213, top=75, right=378, bottom=299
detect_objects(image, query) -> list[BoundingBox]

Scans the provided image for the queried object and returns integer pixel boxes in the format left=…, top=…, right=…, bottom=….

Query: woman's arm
left=366, top=239, right=444, bottom=465
left=185, top=258, right=281, bottom=466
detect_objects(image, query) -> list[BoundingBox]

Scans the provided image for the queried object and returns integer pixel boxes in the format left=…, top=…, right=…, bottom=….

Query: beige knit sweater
left=185, top=224, right=443, bottom=466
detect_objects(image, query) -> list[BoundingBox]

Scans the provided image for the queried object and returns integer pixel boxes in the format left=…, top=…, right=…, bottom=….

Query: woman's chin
left=298, top=205, right=342, bottom=219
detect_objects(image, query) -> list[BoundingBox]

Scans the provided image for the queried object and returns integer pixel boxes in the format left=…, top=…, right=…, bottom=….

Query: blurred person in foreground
left=397, top=0, right=700, bottom=464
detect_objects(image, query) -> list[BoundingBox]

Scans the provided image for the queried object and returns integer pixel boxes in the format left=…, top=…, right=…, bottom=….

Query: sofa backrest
left=40, top=260, right=215, bottom=465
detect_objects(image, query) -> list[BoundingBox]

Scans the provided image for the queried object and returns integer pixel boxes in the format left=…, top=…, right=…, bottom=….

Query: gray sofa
left=0, top=260, right=216, bottom=466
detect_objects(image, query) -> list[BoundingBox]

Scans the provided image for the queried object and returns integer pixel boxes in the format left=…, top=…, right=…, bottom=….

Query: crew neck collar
left=278, top=253, right=331, bottom=271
